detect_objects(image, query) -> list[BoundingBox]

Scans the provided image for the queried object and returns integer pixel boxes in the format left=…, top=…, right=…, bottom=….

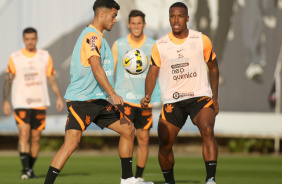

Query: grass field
left=1, top=154, right=282, bottom=184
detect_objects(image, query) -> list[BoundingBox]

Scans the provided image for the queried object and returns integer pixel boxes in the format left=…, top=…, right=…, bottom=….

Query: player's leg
left=44, top=129, right=82, bottom=184
left=28, top=129, right=41, bottom=178
left=28, top=109, right=45, bottom=178
left=134, top=107, right=152, bottom=180
left=193, top=107, right=217, bottom=183
left=14, top=109, right=32, bottom=179
left=107, top=118, right=136, bottom=182
left=135, top=129, right=149, bottom=178
left=17, top=123, right=31, bottom=179
left=158, top=118, right=180, bottom=184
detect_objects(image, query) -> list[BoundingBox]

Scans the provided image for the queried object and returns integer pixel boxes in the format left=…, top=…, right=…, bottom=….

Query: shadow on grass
left=36, top=172, right=90, bottom=178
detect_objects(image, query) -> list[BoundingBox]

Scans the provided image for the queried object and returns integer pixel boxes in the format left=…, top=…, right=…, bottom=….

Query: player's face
left=128, top=16, right=145, bottom=38
left=169, top=7, right=189, bottom=34
left=23, top=32, right=38, bottom=51
left=103, top=8, right=118, bottom=31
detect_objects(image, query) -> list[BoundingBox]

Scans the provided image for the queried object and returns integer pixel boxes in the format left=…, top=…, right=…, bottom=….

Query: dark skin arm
left=89, top=55, right=123, bottom=106
left=2, top=73, right=14, bottom=116
left=141, top=65, right=160, bottom=108
left=207, top=58, right=219, bottom=115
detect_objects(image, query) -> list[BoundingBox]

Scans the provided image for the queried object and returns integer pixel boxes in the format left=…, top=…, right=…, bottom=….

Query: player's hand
left=141, top=95, right=151, bottom=109
left=108, top=93, right=124, bottom=106
left=56, top=97, right=64, bottom=112
left=2, top=100, right=12, bottom=116
left=213, top=98, right=219, bottom=115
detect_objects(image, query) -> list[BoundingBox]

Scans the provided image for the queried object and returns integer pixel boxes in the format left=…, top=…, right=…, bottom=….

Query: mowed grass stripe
left=0, top=155, right=281, bottom=184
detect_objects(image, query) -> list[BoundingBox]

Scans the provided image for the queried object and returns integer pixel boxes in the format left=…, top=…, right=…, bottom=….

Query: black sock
left=162, top=168, right=175, bottom=184
left=19, top=152, right=30, bottom=171
left=44, top=166, right=61, bottom=184
left=120, top=157, right=133, bottom=179
left=205, top=160, right=217, bottom=182
left=135, top=165, right=144, bottom=178
left=29, top=155, right=37, bottom=169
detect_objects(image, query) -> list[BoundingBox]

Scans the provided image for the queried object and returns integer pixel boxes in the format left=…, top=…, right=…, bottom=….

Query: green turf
left=0, top=154, right=282, bottom=184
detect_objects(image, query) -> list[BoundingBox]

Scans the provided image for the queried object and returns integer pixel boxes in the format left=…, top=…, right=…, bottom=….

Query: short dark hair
left=169, top=2, right=188, bottom=15
left=93, top=0, right=120, bottom=12
left=128, top=10, right=145, bottom=23
left=23, top=27, right=37, bottom=37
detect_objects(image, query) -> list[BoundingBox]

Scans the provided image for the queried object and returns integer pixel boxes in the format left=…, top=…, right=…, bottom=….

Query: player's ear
left=127, top=22, right=130, bottom=29
left=186, top=16, right=189, bottom=23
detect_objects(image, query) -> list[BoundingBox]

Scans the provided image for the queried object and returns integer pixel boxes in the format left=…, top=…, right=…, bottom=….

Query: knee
left=122, top=124, right=135, bottom=140
left=201, top=124, right=215, bottom=138
left=138, top=135, right=149, bottom=147
left=19, top=132, right=30, bottom=142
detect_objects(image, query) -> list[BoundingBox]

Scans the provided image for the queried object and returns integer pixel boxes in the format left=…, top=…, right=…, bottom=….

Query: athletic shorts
left=119, top=102, right=153, bottom=130
left=160, top=96, right=215, bottom=129
left=66, top=99, right=122, bottom=131
left=14, top=108, right=46, bottom=131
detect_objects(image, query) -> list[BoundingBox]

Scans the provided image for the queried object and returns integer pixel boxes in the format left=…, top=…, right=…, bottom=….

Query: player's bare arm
left=47, top=75, right=64, bottom=112
left=89, top=55, right=123, bottom=106
left=207, top=58, right=219, bottom=115
left=141, top=65, right=159, bottom=108
left=2, top=73, right=14, bottom=116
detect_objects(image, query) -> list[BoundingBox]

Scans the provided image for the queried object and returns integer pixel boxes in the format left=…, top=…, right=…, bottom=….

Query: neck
left=172, top=28, right=189, bottom=39
left=25, top=48, right=37, bottom=52
left=92, top=19, right=104, bottom=33
left=130, top=33, right=144, bottom=43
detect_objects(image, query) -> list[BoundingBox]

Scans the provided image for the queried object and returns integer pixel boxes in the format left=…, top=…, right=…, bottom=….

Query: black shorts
left=160, top=96, right=215, bottom=129
left=119, top=102, right=153, bottom=130
left=66, top=100, right=122, bottom=131
left=14, top=108, right=46, bottom=131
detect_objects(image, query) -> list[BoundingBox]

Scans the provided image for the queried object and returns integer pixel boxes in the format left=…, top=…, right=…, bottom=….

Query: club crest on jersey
left=85, top=115, right=91, bottom=125
left=124, top=106, right=131, bottom=116
left=165, top=104, right=174, bottom=113
left=19, top=111, right=26, bottom=119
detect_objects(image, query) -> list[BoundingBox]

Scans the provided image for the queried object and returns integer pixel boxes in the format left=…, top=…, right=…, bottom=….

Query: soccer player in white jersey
left=2, top=27, right=64, bottom=179
left=141, top=2, right=219, bottom=184
left=112, top=10, right=161, bottom=184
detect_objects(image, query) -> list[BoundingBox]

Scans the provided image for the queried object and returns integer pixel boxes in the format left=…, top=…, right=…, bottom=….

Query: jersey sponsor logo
left=177, top=48, right=184, bottom=53
left=142, top=110, right=152, bottom=117
left=190, top=35, right=199, bottom=39
left=26, top=98, right=42, bottom=104
left=178, top=53, right=184, bottom=58
left=88, top=36, right=97, bottom=51
left=85, top=115, right=91, bottom=125
left=36, top=114, right=46, bottom=120
left=173, top=72, right=197, bottom=81
left=171, top=62, right=189, bottom=69
left=104, top=69, right=114, bottom=76
left=165, top=104, right=174, bottom=113
left=124, top=106, right=131, bottom=116
left=19, top=111, right=26, bottom=119
left=158, top=40, right=167, bottom=44
left=125, top=92, right=144, bottom=100
left=173, top=92, right=194, bottom=99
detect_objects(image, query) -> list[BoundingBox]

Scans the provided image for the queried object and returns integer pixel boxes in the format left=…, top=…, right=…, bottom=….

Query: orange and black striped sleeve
left=150, top=43, right=161, bottom=67
left=46, top=54, right=55, bottom=77
left=202, top=34, right=216, bottom=63
left=6, top=57, right=16, bottom=75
